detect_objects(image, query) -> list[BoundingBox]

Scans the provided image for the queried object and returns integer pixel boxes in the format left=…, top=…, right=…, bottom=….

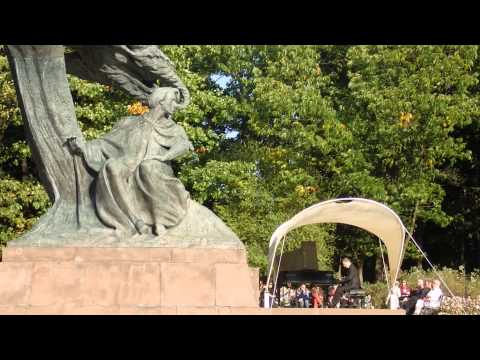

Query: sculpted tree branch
left=64, top=45, right=190, bottom=107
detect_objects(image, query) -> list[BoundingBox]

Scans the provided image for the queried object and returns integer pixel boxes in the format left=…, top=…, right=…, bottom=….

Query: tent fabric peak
left=267, top=198, right=407, bottom=287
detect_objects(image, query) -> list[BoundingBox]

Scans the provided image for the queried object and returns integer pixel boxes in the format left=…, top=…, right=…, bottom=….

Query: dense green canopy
left=1, top=45, right=479, bottom=278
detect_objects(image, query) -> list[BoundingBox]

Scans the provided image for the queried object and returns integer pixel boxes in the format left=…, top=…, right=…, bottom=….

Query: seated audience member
left=289, top=285, right=297, bottom=306
left=280, top=282, right=293, bottom=307
left=414, top=279, right=443, bottom=315
left=328, top=285, right=337, bottom=306
left=311, top=286, right=324, bottom=308
left=296, top=283, right=311, bottom=308
left=401, top=279, right=430, bottom=315
left=399, top=280, right=411, bottom=301
left=295, top=286, right=301, bottom=306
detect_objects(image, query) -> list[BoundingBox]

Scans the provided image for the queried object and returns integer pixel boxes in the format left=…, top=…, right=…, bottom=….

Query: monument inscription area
left=5, top=45, right=242, bottom=249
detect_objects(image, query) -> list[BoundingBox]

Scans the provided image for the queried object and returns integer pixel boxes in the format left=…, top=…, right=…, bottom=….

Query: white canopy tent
left=264, top=197, right=455, bottom=309
left=266, top=198, right=406, bottom=289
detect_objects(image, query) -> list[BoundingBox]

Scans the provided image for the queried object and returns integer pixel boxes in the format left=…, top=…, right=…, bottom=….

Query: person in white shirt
left=414, top=279, right=443, bottom=315
left=386, top=281, right=401, bottom=310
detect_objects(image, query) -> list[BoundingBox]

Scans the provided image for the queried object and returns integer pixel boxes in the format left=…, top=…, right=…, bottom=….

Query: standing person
left=330, top=257, right=360, bottom=308
left=267, top=282, right=275, bottom=307
left=386, top=281, right=401, bottom=310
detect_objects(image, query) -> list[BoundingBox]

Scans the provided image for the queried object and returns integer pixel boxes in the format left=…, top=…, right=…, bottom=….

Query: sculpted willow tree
left=5, top=45, right=241, bottom=248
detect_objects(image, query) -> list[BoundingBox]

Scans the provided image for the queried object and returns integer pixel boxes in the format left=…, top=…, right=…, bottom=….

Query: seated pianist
left=330, top=257, right=360, bottom=308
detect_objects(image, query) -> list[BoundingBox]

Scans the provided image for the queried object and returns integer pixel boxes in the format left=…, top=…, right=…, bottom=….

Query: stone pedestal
left=0, top=247, right=259, bottom=314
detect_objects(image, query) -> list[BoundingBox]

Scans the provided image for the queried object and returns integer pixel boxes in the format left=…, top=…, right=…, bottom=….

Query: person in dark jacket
left=330, top=257, right=360, bottom=307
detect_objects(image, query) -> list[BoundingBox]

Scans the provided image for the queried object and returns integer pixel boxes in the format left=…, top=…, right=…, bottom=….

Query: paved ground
left=0, top=306, right=405, bottom=315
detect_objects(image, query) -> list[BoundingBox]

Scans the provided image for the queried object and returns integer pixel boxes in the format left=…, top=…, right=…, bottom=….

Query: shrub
left=439, top=296, right=480, bottom=315
left=362, top=281, right=388, bottom=308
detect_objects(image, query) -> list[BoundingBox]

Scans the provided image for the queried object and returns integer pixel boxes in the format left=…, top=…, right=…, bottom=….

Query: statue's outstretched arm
left=148, top=138, right=193, bottom=163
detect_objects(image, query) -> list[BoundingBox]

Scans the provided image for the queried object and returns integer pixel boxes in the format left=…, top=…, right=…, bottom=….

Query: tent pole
left=379, top=239, right=390, bottom=290
left=271, top=235, right=287, bottom=309
left=404, top=228, right=455, bottom=298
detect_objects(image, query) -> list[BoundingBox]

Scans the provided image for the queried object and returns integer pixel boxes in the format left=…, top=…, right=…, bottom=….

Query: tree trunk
left=409, top=201, right=419, bottom=235
left=409, top=200, right=423, bottom=269
left=375, top=255, right=384, bottom=282
left=357, top=258, right=364, bottom=286
left=20, top=159, right=29, bottom=180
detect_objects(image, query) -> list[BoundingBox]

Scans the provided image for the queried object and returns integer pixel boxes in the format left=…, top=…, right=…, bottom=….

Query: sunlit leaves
left=0, top=177, right=50, bottom=243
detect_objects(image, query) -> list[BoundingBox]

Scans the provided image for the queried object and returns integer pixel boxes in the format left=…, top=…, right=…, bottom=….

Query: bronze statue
left=5, top=45, right=242, bottom=249
left=68, top=87, right=192, bottom=237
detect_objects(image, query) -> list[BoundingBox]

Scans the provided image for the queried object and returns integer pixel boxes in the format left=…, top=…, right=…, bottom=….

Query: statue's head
left=147, top=87, right=181, bottom=117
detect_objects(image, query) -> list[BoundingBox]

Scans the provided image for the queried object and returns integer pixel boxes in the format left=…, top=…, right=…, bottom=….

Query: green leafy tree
left=343, top=46, right=479, bottom=268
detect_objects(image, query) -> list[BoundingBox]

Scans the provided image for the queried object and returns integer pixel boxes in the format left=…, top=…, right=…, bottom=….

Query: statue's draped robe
left=82, top=116, right=191, bottom=234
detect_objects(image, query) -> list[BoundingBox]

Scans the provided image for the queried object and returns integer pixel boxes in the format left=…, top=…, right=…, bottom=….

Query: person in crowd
left=259, top=281, right=265, bottom=307
left=414, top=279, right=443, bottom=315
left=328, top=285, right=337, bottom=306
left=386, top=281, right=401, bottom=310
left=330, top=257, right=360, bottom=308
left=399, top=280, right=411, bottom=302
left=289, top=283, right=297, bottom=306
left=296, top=283, right=311, bottom=308
left=318, top=286, right=325, bottom=307
left=280, top=282, right=293, bottom=307
left=295, top=286, right=302, bottom=306
left=311, top=285, right=324, bottom=308
left=425, top=279, right=432, bottom=291
left=401, top=279, right=430, bottom=315
left=259, top=281, right=275, bottom=308
left=267, top=282, right=275, bottom=307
